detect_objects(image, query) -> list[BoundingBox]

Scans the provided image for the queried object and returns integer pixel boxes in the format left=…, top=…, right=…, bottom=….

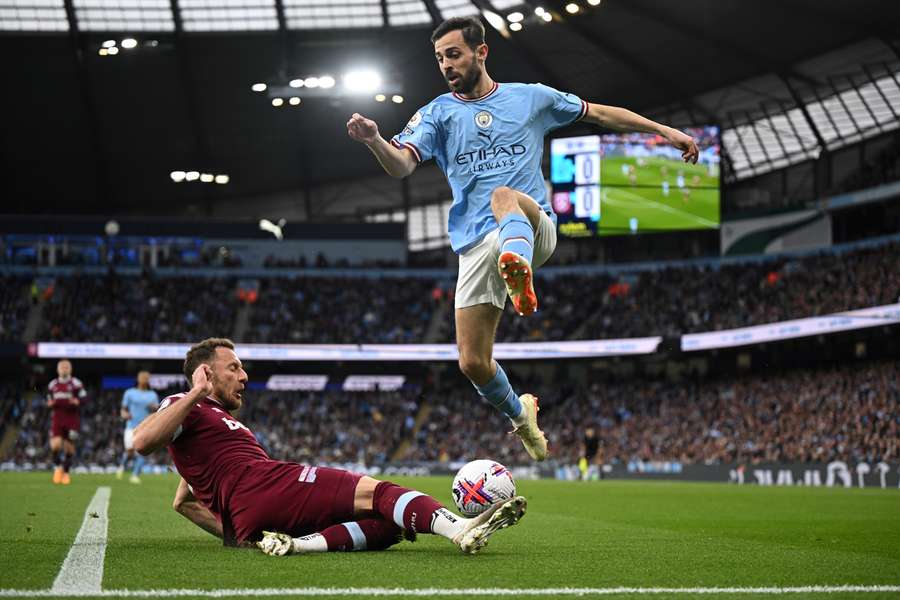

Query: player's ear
left=476, top=43, right=488, bottom=62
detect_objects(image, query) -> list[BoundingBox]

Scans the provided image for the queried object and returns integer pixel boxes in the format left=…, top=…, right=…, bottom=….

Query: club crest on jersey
left=406, top=111, right=422, bottom=129
left=474, top=110, right=493, bottom=129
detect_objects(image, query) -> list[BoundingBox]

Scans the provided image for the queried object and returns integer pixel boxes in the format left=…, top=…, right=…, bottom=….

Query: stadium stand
left=6, top=360, right=896, bottom=470
left=0, top=275, right=33, bottom=342
left=26, top=238, right=900, bottom=344
left=244, top=277, right=436, bottom=343
left=38, top=274, right=240, bottom=343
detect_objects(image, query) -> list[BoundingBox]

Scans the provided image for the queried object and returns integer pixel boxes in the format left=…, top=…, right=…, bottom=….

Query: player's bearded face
left=448, top=58, right=481, bottom=94
left=435, top=32, right=485, bottom=95
left=210, top=349, right=248, bottom=410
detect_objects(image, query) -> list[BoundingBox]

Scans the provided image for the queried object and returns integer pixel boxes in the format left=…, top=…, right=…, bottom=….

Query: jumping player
left=347, top=17, right=699, bottom=461
left=46, top=359, right=86, bottom=485
left=117, top=370, right=159, bottom=483
left=132, top=338, right=525, bottom=555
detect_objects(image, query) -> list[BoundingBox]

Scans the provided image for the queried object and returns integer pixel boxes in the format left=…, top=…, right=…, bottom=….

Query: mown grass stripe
left=3, top=585, right=900, bottom=596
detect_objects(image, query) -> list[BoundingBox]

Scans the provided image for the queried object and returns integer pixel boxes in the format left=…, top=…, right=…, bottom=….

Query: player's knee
left=490, top=186, right=517, bottom=213
left=458, top=354, right=491, bottom=382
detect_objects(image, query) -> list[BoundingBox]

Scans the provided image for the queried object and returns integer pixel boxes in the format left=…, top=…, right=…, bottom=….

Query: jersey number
left=221, top=417, right=249, bottom=432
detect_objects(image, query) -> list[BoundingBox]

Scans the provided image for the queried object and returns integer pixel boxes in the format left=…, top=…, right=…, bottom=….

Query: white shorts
left=455, top=209, right=557, bottom=310
left=123, top=428, right=135, bottom=451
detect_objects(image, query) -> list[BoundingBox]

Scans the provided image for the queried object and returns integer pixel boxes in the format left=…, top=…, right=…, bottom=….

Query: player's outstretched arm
left=583, top=103, right=699, bottom=164
left=347, top=112, right=418, bottom=178
left=132, top=364, right=212, bottom=455
left=173, top=477, right=223, bottom=539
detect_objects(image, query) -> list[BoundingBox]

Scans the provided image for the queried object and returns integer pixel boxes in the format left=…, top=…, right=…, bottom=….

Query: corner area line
left=50, top=486, right=111, bottom=595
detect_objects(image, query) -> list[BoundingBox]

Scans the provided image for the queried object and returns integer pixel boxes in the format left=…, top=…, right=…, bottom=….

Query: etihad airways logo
left=455, top=143, right=526, bottom=166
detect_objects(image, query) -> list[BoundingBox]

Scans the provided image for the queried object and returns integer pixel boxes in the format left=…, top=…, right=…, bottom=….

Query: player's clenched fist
left=347, top=113, right=379, bottom=145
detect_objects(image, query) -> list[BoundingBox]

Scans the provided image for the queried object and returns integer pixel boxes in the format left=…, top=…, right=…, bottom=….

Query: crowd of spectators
left=7, top=385, right=418, bottom=469
left=21, top=238, right=900, bottom=344
left=408, top=361, right=899, bottom=466
left=240, top=389, right=419, bottom=465
left=244, top=277, right=436, bottom=344
left=5, top=360, right=896, bottom=470
left=39, top=274, right=240, bottom=343
left=462, top=241, right=900, bottom=342
left=262, top=254, right=403, bottom=269
left=0, top=276, right=32, bottom=342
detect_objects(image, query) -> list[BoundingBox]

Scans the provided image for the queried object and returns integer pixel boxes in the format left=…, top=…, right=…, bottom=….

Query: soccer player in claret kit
left=46, top=359, right=86, bottom=485
left=133, top=338, right=525, bottom=556
left=347, top=17, right=699, bottom=462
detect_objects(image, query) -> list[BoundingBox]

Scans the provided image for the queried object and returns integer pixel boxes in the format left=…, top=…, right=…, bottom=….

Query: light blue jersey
left=391, top=82, right=587, bottom=253
left=122, top=387, right=158, bottom=429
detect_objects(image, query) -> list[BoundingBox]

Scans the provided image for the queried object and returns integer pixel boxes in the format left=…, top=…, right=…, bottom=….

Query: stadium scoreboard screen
left=550, top=127, right=721, bottom=237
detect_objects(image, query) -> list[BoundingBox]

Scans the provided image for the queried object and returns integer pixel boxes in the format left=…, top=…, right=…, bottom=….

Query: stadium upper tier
left=3, top=236, right=895, bottom=344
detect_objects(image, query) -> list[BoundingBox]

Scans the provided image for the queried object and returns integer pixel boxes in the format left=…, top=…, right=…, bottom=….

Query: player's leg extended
left=456, top=304, right=514, bottom=417
left=61, top=438, right=75, bottom=485
left=258, top=519, right=405, bottom=556
left=118, top=429, right=133, bottom=479
left=456, top=306, right=548, bottom=460
left=131, top=452, right=145, bottom=484
left=128, top=429, right=145, bottom=483
left=492, top=186, right=543, bottom=316
left=50, top=435, right=63, bottom=484
left=366, top=477, right=527, bottom=554
left=257, top=476, right=406, bottom=555
left=258, top=475, right=527, bottom=556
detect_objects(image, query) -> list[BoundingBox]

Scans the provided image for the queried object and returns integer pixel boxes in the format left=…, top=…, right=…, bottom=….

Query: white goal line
left=2, top=586, right=900, bottom=597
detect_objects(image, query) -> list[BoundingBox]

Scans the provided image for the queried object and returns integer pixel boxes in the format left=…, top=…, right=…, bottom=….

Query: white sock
left=430, top=507, right=467, bottom=540
left=291, top=533, right=328, bottom=553
left=510, top=411, right=528, bottom=428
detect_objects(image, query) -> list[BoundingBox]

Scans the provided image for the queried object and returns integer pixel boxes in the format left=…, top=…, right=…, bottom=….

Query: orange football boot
left=498, top=251, right=537, bottom=316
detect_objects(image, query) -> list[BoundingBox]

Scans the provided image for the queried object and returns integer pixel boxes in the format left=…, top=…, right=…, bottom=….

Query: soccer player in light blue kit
left=347, top=17, right=698, bottom=461
left=118, top=370, right=159, bottom=483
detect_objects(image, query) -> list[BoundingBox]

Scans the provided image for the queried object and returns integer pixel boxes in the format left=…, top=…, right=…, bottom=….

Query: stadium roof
left=1, top=0, right=898, bottom=216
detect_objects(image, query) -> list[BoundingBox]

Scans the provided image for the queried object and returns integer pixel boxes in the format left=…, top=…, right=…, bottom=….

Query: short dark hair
left=430, top=16, right=485, bottom=49
left=183, top=338, right=235, bottom=382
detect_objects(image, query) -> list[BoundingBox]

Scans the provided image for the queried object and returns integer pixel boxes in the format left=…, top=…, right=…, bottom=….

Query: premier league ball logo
left=474, top=110, right=493, bottom=129
left=452, top=459, right=516, bottom=516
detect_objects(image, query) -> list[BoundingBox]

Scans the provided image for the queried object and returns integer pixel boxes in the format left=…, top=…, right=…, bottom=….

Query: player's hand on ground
left=664, top=127, right=699, bottom=164
left=191, top=364, right=214, bottom=397
left=347, top=113, right=379, bottom=145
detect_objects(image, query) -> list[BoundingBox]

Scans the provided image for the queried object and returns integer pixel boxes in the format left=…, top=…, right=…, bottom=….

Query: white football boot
left=512, top=394, right=548, bottom=461
left=453, top=496, right=527, bottom=555
left=257, top=531, right=294, bottom=556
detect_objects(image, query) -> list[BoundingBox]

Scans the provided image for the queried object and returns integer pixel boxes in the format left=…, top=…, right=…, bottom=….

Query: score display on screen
left=549, top=127, right=721, bottom=237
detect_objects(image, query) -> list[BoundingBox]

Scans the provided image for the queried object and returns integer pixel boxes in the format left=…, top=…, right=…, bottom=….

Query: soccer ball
left=451, top=459, right=516, bottom=517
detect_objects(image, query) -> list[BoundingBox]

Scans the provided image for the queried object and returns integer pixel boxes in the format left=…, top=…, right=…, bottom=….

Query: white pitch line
left=2, top=585, right=900, bottom=597
left=50, top=486, right=111, bottom=595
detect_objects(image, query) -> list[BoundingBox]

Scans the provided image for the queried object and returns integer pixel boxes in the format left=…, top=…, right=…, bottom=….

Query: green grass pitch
left=1, top=473, right=899, bottom=598
left=596, top=156, right=720, bottom=235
